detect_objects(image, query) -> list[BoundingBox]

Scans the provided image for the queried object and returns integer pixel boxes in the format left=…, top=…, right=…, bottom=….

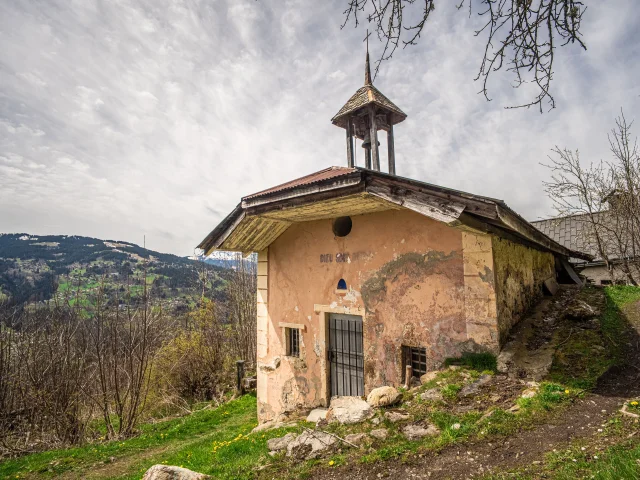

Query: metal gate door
left=328, top=313, right=364, bottom=397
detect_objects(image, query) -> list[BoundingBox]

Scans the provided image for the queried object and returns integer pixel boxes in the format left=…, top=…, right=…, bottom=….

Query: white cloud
left=0, top=0, right=638, bottom=255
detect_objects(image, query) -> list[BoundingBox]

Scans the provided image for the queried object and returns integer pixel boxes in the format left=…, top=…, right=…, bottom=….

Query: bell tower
left=331, top=43, right=407, bottom=174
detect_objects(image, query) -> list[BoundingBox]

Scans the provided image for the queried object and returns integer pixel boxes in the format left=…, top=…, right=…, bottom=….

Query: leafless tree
left=342, top=0, right=586, bottom=111
left=227, top=254, right=257, bottom=367
left=544, top=110, right=640, bottom=284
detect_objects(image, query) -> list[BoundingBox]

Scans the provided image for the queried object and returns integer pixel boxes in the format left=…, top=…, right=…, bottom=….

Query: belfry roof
left=331, top=50, right=407, bottom=129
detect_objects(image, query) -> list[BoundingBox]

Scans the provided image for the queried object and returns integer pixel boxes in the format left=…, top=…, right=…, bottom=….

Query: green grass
left=444, top=352, right=497, bottom=372
left=0, top=394, right=300, bottom=480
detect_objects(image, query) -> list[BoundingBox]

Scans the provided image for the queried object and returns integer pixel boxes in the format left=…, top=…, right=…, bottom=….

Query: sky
left=1, top=0, right=639, bottom=256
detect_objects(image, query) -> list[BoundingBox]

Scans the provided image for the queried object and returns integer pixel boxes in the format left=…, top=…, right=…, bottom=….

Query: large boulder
left=286, top=430, right=337, bottom=460
left=142, top=465, right=210, bottom=480
left=267, top=432, right=297, bottom=452
left=402, top=423, right=440, bottom=441
left=366, top=386, right=401, bottom=407
left=327, top=396, right=374, bottom=424
left=420, top=371, right=439, bottom=384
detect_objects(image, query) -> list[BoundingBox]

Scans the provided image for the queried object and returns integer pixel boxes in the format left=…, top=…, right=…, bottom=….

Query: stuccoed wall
left=492, top=237, right=555, bottom=343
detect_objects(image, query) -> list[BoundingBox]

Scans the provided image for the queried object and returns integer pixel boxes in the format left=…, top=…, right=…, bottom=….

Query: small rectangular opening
left=286, top=327, right=300, bottom=357
left=402, top=345, right=427, bottom=380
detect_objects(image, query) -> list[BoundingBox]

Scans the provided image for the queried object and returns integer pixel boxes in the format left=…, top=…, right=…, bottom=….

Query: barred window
left=402, top=345, right=427, bottom=379
left=286, top=328, right=300, bottom=357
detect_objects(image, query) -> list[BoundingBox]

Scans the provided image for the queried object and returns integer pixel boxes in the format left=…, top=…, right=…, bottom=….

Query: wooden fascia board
left=243, top=182, right=367, bottom=218
left=241, top=172, right=363, bottom=209
left=366, top=183, right=465, bottom=225
left=203, top=210, right=246, bottom=256
left=495, top=206, right=592, bottom=260
left=364, top=174, right=498, bottom=220
left=197, top=203, right=244, bottom=255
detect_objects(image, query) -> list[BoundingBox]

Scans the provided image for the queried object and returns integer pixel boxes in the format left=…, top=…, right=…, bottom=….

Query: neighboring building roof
left=531, top=211, right=621, bottom=264
left=197, top=166, right=592, bottom=261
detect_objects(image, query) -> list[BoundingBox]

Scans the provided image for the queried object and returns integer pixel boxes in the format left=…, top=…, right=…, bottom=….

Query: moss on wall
left=492, top=237, right=555, bottom=343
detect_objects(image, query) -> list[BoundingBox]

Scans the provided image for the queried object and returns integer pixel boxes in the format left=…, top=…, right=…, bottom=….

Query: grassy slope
left=4, top=286, right=640, bottom=480
left=0, top=395, right=299, bottom=480
left=490, top=285, right=640, bottom=480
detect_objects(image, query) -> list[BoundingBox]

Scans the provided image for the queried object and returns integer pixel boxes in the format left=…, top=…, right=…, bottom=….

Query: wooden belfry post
left=346, top=117, right=355, bottom=168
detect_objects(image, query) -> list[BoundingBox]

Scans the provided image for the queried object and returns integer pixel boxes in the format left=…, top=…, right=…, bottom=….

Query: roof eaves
left=197, top=204, right=244, bottom=255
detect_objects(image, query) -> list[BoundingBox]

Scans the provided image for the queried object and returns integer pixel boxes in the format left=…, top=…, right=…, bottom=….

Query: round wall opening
left=332, top=216, right=352, bottom=237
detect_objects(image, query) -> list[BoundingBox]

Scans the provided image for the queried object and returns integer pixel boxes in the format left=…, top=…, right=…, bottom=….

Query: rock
left=420, top=371, right=439, bottom=383
left=369, top=428, right=388, bottom=440
left=306, top=408, right=328, bottom=423
left=384, top=410, right=411, bottom=423
left=459, top=374, right=493, bottom=397
left=243, top=376, right=257, bottom=390
left=267, top=432, right=297, bottom=452
left=420, top=388, right=444, bottom=402
left=327, top=397, right=374, bottom=424
left=142, top=465, right=210, bottom=480
left=448, top=365, right=461, bottom=371
left=565, top=300, right=600, bottom=321
left=287, top=430, right=337, bottom=460
left=496, top=350, right=515, bottom=374
left=508, top=404, right=521, bottom=413
left=371, top=417, right=381, bottom=425
left=521, top=388, right=538, bottom=399
left=367, top=386, right=401, bottom=407
left=345, top=433, right=369, bottom=445
left=402, top=424, right=440, bottom=440
left=452, top=423, right=461, bottom=430
left=409, top=376, right=421, bottom=388
left=543, top=277, right=559, bottom=296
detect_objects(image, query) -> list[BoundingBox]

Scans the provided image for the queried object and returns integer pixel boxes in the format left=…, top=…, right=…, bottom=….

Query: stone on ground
left=420, top=388, right=443, bottom=402
left=521, top=387, right=538, bottom=399
left=267, top=432, right=297, bottom=451
left=306, top=408, right=328, bottom=423
left=369, top=428, right=388, bottom=440
left=402, top=423, right=440, bottom=440
left=384, top=410, right=411, bottom=423
left=565, top=299, right=600, bottom=321
left=327, top=396, right=374, bottom=424
left=345, top=432, right=369, bottom=445
left=286, top=430, right=337, bottom=460
left=459, top=374, right=493, bottom=397
left=420, top=371, right=439, bottom=383
left=367, top=386, right=401, bottom=407
left=142, top=465, right=210, bottom=480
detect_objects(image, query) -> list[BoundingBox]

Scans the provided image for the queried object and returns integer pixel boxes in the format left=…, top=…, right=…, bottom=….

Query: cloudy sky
left=1, top=0, right=639, bottom=256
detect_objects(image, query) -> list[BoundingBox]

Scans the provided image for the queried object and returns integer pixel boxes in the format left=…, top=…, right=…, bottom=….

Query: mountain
left=0, top=233, right=230, bottom=309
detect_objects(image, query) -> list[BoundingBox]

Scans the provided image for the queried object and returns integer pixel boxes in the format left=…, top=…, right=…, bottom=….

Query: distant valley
left=0, top=233, right=231, bottom=309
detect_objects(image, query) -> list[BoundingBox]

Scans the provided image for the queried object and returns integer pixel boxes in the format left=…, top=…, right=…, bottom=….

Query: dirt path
left=309, top=296, right=640, bottom=480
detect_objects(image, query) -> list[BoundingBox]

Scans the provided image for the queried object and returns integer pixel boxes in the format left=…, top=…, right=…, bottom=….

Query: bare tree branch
left=342, top=0, right=586, bottom=112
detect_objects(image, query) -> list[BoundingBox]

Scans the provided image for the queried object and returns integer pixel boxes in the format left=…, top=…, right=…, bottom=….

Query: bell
left=361, top=131, right=371, bottom=149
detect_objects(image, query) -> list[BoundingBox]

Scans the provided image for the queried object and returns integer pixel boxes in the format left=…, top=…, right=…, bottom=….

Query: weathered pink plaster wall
left=258, top=209, right=476, bottom=422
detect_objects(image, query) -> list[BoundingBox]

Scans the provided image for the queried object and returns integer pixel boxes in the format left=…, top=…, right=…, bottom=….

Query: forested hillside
left=0, top=233, right=229, bottom=309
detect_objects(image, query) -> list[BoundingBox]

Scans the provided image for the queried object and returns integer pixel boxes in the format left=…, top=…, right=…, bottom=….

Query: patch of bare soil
left=308, top=293, right=640, bottom=480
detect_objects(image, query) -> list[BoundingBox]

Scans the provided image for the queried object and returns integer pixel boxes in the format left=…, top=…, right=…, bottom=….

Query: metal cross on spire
left=364, top=29, right=372, bottom=85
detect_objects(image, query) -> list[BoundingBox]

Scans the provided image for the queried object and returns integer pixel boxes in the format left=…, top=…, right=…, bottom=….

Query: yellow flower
left=329, top=460, right=335, bottom=466
left=630, top=401, right=638, bottom=406
left=565, top=389, right=570, bottom=394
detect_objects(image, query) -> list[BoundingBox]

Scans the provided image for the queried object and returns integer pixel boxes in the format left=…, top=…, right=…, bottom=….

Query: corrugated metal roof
left=243, top=166, right=358, bottom=200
